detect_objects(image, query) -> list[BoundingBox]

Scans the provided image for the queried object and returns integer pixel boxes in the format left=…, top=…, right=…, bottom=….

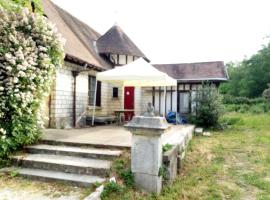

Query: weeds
left=162, top=143, right=173, bottom=153
left=101, top=181, right=123, bottom=199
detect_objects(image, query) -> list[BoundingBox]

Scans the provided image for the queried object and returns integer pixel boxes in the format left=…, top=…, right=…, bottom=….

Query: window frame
left=112, top=87, right=119, bottom=98
left=88, top=76, right=101, bottom=106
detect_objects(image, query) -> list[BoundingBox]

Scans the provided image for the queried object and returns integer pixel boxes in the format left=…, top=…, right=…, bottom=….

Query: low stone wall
left=163, top=144, right=179, bottom=183
left=162, top=125, right=194, bottom=183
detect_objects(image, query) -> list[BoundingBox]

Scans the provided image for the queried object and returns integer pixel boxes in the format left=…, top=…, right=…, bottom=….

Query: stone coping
left=125, top=116, right=170, bottom=131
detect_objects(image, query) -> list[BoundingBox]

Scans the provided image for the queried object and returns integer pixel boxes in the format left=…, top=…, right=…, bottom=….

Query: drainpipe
left=72, top=71, right=79, bottom=127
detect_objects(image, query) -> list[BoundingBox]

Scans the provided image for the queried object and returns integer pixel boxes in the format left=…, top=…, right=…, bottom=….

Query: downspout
left=72, top=71, right=79, bottom=127
left=91, top=79, right=98, bottom=126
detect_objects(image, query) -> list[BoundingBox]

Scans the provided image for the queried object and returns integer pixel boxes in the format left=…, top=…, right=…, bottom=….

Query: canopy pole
left=91, top=79, right=98, bottom=126
left=163, top=86, right=166, bottom=117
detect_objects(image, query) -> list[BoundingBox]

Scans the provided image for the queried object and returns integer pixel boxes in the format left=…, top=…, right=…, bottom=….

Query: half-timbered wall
left=109, top=54, right=139, bottom=66
left=140, top=83, right=211, bottom=117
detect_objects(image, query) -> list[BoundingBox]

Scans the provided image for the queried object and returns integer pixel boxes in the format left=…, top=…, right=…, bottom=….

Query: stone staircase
left=1, top=142, right=123, bottom=187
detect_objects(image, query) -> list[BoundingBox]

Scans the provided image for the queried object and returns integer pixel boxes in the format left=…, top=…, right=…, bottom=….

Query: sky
left=52, top=0, right=270, bottom=64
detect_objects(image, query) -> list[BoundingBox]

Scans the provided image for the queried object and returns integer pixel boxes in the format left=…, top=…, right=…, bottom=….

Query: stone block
left=177, top=155, right=182, bottom=174
left=163, top=145, right=179, bottom=183
left=131, top=135, right=162, bottom=175
left=194, top=127, right=203, bottom=136
left=125, top=116, right=170, bottom=194
left=134, top=173, right=162, bottom=194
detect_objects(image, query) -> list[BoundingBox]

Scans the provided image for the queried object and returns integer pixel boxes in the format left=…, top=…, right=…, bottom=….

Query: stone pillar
left=125, top=116, right=170, bottom=194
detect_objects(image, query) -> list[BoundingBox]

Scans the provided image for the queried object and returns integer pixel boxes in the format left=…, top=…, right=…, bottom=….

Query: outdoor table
left=114, top=109, right=134, bottom=125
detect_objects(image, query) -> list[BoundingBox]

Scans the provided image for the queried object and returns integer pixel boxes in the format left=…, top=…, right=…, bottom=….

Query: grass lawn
left=105, top=113, right=270, bottom=200
left=0, top=113, right=269, bottom=200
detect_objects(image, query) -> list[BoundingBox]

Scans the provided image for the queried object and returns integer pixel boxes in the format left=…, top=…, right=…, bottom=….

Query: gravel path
left=0, top=176, right=88, bottom=200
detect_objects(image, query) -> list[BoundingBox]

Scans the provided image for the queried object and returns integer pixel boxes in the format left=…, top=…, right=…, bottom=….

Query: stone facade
left=46, top=62, right=203, bottom=129
left=93, top=83, right=124, bottom=116
left=87, top=86, right=146, bottom=118
left=49, top=61, right=95, bottom=128
left=47, top=61, right=151, bottom=128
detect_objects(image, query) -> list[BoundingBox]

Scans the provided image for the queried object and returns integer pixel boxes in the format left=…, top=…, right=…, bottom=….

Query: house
left=42, top=0, right=228, bottom=129
left=152, top=62, right=228, bottom=115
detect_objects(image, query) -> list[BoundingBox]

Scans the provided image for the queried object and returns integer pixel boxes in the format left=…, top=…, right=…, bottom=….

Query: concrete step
left=12, top=154, right=111, bottom=177
left=40, top=139, right=130, bottom=150
left=0, top=167, right=105, bottom=187
left=24, top=144, right=122, bottom=160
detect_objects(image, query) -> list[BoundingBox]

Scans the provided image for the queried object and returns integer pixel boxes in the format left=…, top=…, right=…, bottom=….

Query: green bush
left=238, top=104, right=250, bottom=113
left=224, top=103, right=270, bottom=114
left=222, top=95, right=251, bottom=105
left=250, top=97, right=268, bottom=104
left=262, top=83, right=270, bottom=100
left=223, top=95, right=268, bottom=106
left=250, top=104, right=267, bottom=114
left=219, top=116, right=243, bottom=129
left=0, top=6, right=64, bottom=158
left=191, top=84, right=223, bottom=128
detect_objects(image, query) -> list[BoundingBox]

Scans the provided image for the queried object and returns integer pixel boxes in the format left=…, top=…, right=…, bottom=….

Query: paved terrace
left=42, top=125, right=195, bottom=148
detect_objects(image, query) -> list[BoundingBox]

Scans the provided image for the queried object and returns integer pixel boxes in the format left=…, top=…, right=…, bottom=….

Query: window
left=113, top=87, right=118, bottom=98
left=88, top=76, right=101, bottom=106
left=184, top=84, right=190, bottom=90
left=179, top=92, right=190, bottom=113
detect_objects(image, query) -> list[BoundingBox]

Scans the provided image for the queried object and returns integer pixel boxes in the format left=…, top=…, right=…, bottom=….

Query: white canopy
left=96, top=58, right=176, bottom=87
left=91, top=58, right=177, bottom=126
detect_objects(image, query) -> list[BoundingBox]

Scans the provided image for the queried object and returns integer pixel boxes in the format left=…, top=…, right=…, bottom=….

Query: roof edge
left=153, top=61, right=224, bottom=66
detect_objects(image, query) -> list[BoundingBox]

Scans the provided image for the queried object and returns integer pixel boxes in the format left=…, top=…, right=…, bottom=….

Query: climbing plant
left=0, top=6, right=65, bottom=158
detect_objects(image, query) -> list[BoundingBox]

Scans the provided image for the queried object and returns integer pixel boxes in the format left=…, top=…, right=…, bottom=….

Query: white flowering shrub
left=0, top=8, right=65, bottom=158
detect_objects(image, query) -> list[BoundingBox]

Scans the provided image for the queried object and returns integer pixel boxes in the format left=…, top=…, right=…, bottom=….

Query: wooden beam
left=177, top=84, right=180, bottom=112
left=72, top=71, right=79, bottom=127
left=170, top=86, right=173, bottom=111
left=159, top=87, right=161, bottom=115
left=152, top=87, right=155, bottom=106
left=164, top=86, right=167, bottom=115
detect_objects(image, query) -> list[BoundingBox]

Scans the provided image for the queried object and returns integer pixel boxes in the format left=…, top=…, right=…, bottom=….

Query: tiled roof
left=153, top=61, right=228, bottom=82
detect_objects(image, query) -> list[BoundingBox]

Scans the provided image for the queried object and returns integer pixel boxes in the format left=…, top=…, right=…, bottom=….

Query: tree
left=220, top=40, right=270, bottom=98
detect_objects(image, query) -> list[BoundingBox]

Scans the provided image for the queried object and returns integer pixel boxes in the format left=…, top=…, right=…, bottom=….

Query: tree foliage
left=220, top=41, right=270, bottom=98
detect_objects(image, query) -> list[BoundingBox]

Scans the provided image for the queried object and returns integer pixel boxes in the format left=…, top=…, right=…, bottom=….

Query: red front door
left=124, top=87, right=134, bottom=121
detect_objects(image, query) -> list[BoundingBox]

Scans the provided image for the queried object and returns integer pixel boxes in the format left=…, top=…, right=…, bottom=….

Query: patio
left=42, top=124, right=195, bottom=149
